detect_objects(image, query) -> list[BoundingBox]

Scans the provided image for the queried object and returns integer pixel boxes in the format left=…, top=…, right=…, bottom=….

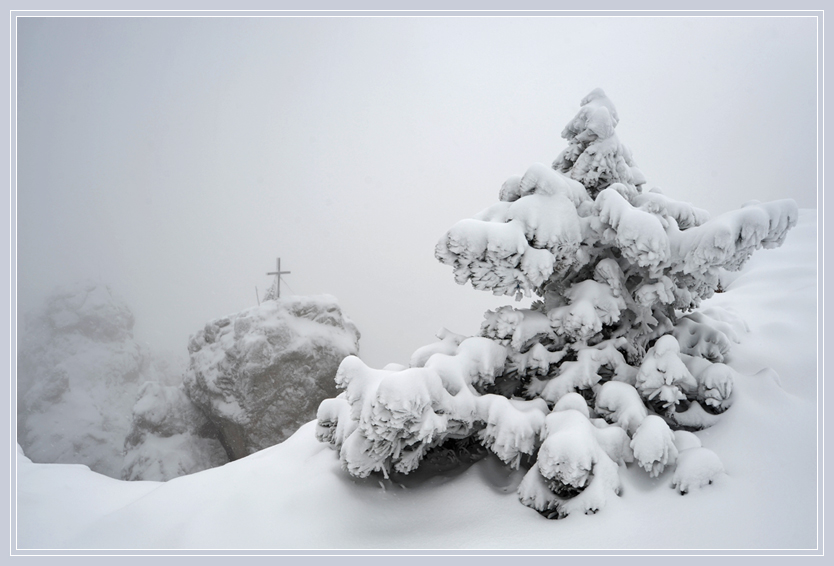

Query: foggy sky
left=16, top=16, right=818, bottom=368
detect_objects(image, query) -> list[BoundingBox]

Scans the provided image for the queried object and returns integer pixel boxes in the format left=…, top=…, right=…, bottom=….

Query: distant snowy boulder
left=182, top=295, right=360, bottom=461
left=17, top=281, right=151, bottom=478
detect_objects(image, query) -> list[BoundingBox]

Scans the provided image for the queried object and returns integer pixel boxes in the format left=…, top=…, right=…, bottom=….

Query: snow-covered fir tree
left=315, top=89, right=797, bottom=519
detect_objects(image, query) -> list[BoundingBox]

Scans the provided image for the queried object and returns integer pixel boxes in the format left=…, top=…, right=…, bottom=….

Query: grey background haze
left=17, top=16, right=817, bottom=369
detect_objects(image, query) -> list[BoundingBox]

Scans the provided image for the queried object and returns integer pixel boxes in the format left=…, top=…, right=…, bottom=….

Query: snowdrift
left=15, top=210, right=818, bottom=551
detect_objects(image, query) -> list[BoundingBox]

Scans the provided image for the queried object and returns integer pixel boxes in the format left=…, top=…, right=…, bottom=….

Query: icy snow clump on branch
left=553, top=88, right=646, bottom=197
left=316, top=88, right=794, bottom=519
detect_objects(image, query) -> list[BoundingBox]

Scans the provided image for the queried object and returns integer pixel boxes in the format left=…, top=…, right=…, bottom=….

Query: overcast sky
left=16, top=15, right=818, bottom=368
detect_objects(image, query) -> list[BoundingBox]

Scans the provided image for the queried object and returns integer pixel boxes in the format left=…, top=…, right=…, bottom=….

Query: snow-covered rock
left=181, top=295, right=360, bottom=460
left=121, top=382, right=227, bottom=481
left=17, top=281, right=151, bottom=478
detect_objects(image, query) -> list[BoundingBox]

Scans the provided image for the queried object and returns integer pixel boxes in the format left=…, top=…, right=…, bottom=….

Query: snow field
left=16, top=210, right=817, bottom=550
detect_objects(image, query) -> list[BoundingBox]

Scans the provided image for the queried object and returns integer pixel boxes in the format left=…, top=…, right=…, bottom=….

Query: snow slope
left=15, top=210, right=819, bottom=551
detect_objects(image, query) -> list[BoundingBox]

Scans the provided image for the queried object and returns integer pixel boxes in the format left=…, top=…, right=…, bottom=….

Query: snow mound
left=671, top=447, right=725, bottom=495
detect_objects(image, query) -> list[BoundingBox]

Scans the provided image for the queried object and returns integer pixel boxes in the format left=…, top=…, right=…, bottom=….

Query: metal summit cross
left=267, top=257, right=291, bottom=299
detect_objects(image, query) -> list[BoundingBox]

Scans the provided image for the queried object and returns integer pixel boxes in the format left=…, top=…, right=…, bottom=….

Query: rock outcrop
left=19, top=285, right=360, bottom=481
left=17, top=281, right=149, bottom=478
left=121, top=381, right=227, bottom=481
left=180, top=295, right=360, bottom=461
